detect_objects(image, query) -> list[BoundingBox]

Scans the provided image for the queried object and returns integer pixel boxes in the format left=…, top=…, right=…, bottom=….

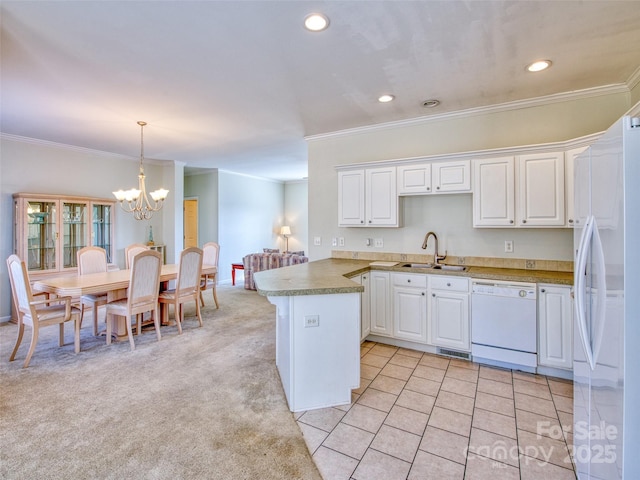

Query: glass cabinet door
left=62, top=201, right=88, bottom=268
left=92, top=203, right=113, bottom=263
left=26, top=201, right=58, bottom=271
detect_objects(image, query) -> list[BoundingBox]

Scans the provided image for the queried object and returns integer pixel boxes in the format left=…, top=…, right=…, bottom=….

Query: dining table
left=33, top=263, right=217, bottom=341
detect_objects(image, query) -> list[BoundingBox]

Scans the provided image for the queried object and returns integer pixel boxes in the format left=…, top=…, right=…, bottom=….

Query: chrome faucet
left=422, top=231, right=447, bottom=265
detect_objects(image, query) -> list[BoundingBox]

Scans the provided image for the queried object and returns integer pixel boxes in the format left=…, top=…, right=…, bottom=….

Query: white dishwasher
left=471, top=279, right=537, bottom=371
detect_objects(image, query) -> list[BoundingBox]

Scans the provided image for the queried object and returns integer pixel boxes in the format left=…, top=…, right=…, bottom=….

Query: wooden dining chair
left=199, top=242, right=220, bottom=308
left=159, top=247, right=203, bottom=334
left=77, top=246, right=108, bottom=336
left=105, top=249, right=162, bottom=351
left=6, top=254, right=81, bottom=368
left=125, top=243, right=149, bottom=269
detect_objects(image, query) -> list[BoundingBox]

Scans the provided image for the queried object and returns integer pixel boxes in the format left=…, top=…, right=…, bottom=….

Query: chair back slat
left=202, top=242, right=219, bottom=267
left=6, top=255, right=34, bottom=317
left=128, top=250, right=162, bottom=310
left=125, top=243, right=149, bottom=269
left=176, top=247, right=203, bottom=295
left=77, top=246, right=108, bottom=275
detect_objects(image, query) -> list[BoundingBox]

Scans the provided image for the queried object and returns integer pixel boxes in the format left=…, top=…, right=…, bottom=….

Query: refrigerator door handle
left=590, top=218, right=608, bottom=367
left=574, top=215, right=596, bottom=370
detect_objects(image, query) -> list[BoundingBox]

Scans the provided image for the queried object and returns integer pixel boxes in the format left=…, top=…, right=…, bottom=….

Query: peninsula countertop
left=253, top=258, right=573, bottom=297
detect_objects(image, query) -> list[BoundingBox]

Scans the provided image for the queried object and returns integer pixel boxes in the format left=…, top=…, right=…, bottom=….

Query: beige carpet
left=0, top=285, right=322, bottom=480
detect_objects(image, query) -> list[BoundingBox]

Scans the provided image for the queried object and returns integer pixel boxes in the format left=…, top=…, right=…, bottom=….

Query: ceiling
left=2, top=1, right=640, bottom=182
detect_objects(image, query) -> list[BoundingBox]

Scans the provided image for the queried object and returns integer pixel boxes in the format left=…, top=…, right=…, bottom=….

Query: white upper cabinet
left=338, top=167, right=399, bottom=227
left=338, top=170, right=365, bottom=226
left=397, top=164, right=432, bottom=194
left=473, top=157, right=516, bottom=227
left=397, top=160, right=470, bottom=195
left=517, top=152, right=565, bottom=227
left=473, top=152, right=565, bottom=227
left=565, top=146, right=588, bottom=228
left=433, top=160, right=471, bottom=193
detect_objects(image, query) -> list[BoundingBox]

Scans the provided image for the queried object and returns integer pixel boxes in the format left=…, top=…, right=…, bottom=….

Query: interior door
left=184, top=199, right=198, bottom=248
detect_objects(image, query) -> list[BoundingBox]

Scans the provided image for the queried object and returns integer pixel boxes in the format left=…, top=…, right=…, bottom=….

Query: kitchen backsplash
left=331, top=250, right=573, bottom=272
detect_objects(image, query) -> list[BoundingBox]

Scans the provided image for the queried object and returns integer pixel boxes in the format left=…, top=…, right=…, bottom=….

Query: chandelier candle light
left=113, top=121, right=169, bottom=220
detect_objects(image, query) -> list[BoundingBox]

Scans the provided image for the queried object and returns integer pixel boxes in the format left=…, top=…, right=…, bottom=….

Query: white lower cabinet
left=392, top=273, right=427, bottom=343
left=538, top=284, right=573, bottom=369
left=429, top=276, right=470, bottom=352
left=354, top=273, right=371, bottom=342
left=369, top=271, right=391, bottom=336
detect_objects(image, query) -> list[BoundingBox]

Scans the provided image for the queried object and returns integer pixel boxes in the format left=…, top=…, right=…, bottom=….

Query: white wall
left=284, top=180, right=308, bottom=255
left=217, top=171, right=285, bottom=283
left=0, top=136, right=174, bottom=319
left=307, top=91, right=633, bottom=261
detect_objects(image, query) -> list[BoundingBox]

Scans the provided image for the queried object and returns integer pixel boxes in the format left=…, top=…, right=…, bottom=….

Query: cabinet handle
left=360, top=220, right=364, bottom=224
left=421, top=292, right=425, bottom=296
left=432, top=293, right=436, bottom=297
left=509, top=220, right=514, bottom=224
left=368, top=220, right=372, bottom=224
left=436, top=186, right=440, bottom=190
left=447, top=283, right=451, bottom=287
left=522, top=220, right=527, bottom=224
left=569, top=219, right=574, bottom=224
left=426, top=187, right=430, bottom=191
left=541, top=288, right=546, bottom=293
left=407, top=279, right=411, bottom=283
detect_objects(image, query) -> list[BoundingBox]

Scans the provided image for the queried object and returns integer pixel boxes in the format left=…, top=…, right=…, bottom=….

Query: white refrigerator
left=573, top=115, right=640, bottom=479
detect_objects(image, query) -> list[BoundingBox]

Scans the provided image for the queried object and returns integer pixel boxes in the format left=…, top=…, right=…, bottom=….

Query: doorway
left=184, top=198, right=198, bottom=248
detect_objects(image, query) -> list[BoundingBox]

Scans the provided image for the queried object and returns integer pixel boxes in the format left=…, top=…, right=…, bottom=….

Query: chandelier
left=112, top=121, right=169, bottom=220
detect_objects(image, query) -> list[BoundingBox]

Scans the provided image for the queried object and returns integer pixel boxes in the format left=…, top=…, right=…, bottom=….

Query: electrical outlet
left=313, top=236, right=321, bottom=246
left=374, top=238, right=384, bottom=248
left=304, top=315, right=319, bottom=328
left=332, top=237, right=337, bottom=247
left=505, top=240, right=514, bottom=253
left=339, top=237, right=345, bottom=247
left=526, top=259, right=536, bottom=269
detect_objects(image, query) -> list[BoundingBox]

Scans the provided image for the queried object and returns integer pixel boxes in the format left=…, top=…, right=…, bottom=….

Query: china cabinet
left=13, top=193, right=115, bottom=277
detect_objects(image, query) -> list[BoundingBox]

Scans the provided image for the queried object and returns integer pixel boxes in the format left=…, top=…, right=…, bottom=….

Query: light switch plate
left=374, top=238, right=384, bottom=248
left=339, top=237, right=345, bottom=247
left=313, top=236, right=321, bottom=246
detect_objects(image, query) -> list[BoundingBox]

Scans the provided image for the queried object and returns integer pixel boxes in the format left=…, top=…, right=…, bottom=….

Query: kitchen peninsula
left=254, top=257, right=573, bottom=412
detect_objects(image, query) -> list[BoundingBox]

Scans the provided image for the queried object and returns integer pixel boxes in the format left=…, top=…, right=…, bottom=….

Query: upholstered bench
left=243, top=252, right=308, bottom=290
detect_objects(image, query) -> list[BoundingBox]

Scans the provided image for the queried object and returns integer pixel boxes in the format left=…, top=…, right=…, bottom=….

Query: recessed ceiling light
left=526, top=60, right=552, bottom=72
left=378, top=94, right=395, bottom=103
left=422, top=99, right=440, bottom=108
left=304, top=13, right=330, bottom=32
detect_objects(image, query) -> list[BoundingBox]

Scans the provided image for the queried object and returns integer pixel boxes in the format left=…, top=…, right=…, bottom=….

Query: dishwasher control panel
left=471, top=280, right=536, bottom=299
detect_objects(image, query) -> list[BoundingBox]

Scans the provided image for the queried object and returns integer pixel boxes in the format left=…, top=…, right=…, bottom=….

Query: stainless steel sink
left=432, top=265, right=467, bottom=272
left=401, top=263, right=467, bottom=272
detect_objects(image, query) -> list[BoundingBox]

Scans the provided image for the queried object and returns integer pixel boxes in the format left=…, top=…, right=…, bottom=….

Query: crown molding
left=0, top=132, right=169, bottom=165
left=627, top=65, right=640, bottom=91
left=306, top=84, right=629, bottom=142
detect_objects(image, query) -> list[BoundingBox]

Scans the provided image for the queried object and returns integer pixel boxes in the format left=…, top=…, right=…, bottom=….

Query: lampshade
left=280, top=226, right=291, bottom=236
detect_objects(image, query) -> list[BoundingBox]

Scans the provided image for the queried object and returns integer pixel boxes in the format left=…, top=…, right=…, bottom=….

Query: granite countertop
left=253, top=258, right=573, bottom=297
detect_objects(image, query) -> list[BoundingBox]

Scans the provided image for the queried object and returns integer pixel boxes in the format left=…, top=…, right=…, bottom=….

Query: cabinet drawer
left=429, top=275, right=469, bottom=292
left=392, top=273, right=427, bottom=288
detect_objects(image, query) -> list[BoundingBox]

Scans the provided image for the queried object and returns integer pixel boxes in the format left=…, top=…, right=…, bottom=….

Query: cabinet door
left=565, top=147, right=588, bottom=228
left=393, top=286, right=427, bottom=343
left=397, top=164, right=432, bottom=195
left=538, top=285, right=572, bottom=369
left=356, top=273, right=371, bottom=341
left=472, top=157, right=515, bottom=227
left=338, top=170, right=365, bottom=226
left=369, top=271, right=391, bottom=336
left=61, top=200, right=89, bottom=270
left=517, top=152, right=565, bottom=226
left=91, top=202, right=114, bottom=263
left=433, top=160, right=471, bottom=193
left=430, top=291, right=470, bottom=351
left=365, top=167, right=398, bottom=226
left=21, top=198, right=59, bottom=273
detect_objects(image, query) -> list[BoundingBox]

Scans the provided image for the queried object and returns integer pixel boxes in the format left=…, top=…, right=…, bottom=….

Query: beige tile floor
left=296, top=342, right=576, bottom=480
